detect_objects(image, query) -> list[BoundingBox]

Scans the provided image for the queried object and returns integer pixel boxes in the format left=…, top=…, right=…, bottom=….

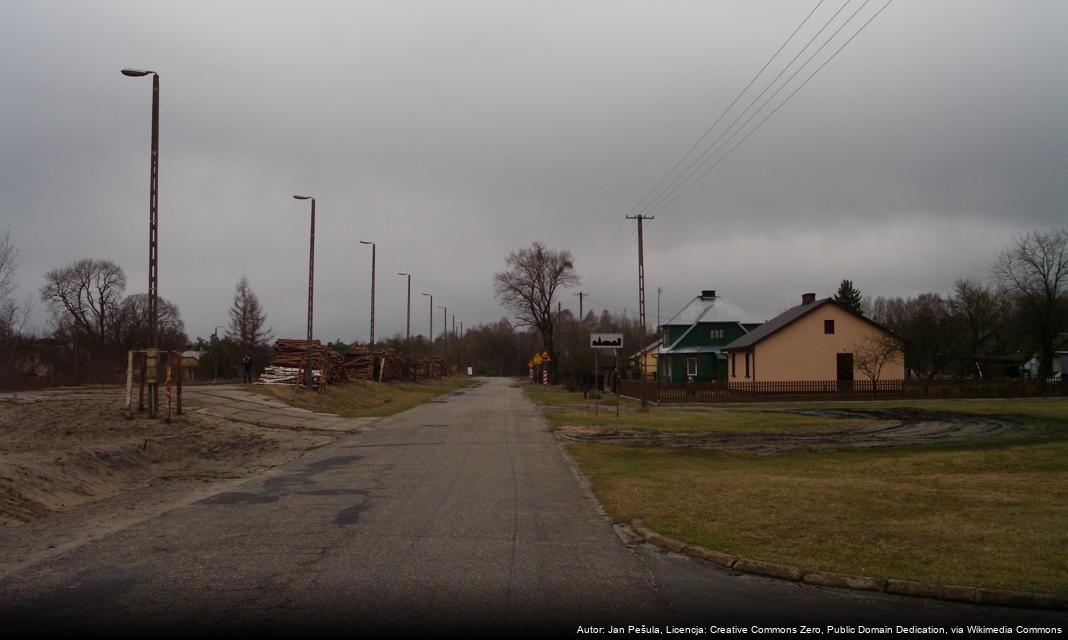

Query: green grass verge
left=256, top=378, right=474, bottom=417
left=568, top=441, right=1068, bottom=597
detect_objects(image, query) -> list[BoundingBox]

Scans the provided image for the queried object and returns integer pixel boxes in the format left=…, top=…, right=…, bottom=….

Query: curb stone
left=628, top=520, right=1065, bottom=611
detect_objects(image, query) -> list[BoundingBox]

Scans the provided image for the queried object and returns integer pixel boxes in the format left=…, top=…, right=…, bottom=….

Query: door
left=836, top=353, right=854, bottom=390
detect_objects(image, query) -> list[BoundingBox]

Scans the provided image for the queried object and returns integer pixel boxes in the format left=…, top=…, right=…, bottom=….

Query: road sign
left=590, top=333, right=623, bottom=349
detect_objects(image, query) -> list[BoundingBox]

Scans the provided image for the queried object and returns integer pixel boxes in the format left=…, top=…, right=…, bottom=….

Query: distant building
left=657, top=290, right=761, bottom=383
left=723, top=293, right=904, bottom=383
left=631, top=338, right=662, bottom=379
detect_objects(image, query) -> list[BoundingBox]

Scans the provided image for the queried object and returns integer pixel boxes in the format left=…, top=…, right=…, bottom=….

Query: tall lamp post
left=359, top=240, right=375, bottom=345
left=421, top=293, right=433, bottom=351
left=397, top=273, right=411, bottom=350
left=121, top=67, right=160, bottom=416
left=293, top=195, right=316, bottom=389
left=213, top=325, right=223, bottom=381
left=437, top=305, right=447, bottom=362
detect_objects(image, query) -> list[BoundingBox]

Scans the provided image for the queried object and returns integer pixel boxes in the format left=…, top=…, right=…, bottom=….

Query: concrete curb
left=629, top=520, right=1065, bottom=611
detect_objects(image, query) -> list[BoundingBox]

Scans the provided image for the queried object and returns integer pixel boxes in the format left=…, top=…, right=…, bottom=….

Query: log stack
left=267, top=339, right=347, bottom=384
left=342, top=347, right=406, bottom=381
left=409, top=355, right=447, bottom=379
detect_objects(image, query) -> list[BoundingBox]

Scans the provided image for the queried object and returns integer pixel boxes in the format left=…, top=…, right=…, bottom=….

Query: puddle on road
left=198, top=455, right=371, bottom=526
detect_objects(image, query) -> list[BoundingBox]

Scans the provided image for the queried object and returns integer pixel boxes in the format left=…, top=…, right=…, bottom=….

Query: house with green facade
left=658, top=290, right=761, bottom=383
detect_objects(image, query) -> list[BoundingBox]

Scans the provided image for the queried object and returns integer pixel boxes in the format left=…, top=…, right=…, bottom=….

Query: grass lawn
left=568, top=440, right=1068, bottom=597
left=256, top=377, right=474, bottom=417
left=523, top=382, right=1068, bottom=433
left=522, top=382, right=873, bottom=433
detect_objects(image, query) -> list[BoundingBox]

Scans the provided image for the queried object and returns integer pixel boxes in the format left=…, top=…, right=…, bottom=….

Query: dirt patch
left=555, top=407, right=1017, bottom=454
left=0, top=389, right=334, bottom=527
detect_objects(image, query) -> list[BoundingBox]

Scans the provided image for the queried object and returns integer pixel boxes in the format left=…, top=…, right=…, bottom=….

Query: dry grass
left=256, top=377, right=474, bottom=417
left=568, top=441, right=1068, bottom=597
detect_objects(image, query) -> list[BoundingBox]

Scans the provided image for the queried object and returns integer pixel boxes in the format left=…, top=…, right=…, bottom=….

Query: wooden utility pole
left=626, top=214, right=653, bottom=409
left=573, top=291, right=588, bottom=323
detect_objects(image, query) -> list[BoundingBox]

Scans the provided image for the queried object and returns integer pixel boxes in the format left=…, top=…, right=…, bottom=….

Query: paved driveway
left=1, top=378, right=1063, bottom=635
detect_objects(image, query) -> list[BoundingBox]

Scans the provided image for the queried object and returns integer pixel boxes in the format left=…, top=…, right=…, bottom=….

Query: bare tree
left=493, top=242, right=579, bottom=381
left=852, top=333, right=904, bottom=384
left=992, top=229, right=1068, bottom=376
left=117, top=294, right=188, bottom=351
left=226, top=275, right=272, bottom=350
left=40, top=258, right=127, bottom=347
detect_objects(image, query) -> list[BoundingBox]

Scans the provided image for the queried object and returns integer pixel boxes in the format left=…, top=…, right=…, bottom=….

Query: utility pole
left=213, top=325, right=223, bottom=381
left=398, top=273, right=411, bottom=349
left=293, top=195, right=316, bottom=389
left=626, top=214, right=653, bottom=409
left=121, top=68, right=160, bottom=416
left=574, top=291, right=588, bottom=323
left=360, top=241, right=375, bottom=345
left=458, top=321, right=463, bottom=373
left=422, top=293, right=433, bottom=351
left=657, top=287, right=662, bottom=328
left=438, top=305, right=447, bottom=362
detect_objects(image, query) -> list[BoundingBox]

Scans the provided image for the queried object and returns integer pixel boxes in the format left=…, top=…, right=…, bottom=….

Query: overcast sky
left=2, top=0, right=1065, bottom=342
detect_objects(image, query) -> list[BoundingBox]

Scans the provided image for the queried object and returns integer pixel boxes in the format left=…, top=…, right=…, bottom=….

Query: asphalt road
left=0, top=377, right=1063, bottom=637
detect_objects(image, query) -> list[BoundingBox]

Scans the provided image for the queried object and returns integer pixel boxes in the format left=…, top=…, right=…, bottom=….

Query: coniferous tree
left=833, top=279, right=865, bottom=315
left=226, top=275, right=272, bottom=350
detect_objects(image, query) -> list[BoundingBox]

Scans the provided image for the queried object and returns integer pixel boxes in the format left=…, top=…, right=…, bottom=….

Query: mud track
left=556, top=408, right=1017, bottom=454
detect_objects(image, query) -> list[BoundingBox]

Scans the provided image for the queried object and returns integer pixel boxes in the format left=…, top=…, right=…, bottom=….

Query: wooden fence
left=617, top=378, right=1068, bottom=404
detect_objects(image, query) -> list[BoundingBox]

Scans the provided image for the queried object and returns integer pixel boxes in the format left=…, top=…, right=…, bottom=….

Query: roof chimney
left=701, top=290, right=716, bottom=299
left=802, top=292, right=816, bottom=305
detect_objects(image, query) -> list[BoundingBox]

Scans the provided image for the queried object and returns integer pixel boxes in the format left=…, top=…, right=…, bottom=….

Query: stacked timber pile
left=342, top=347, right=406, bottom=381
left=409, top=355, right=447, bottom=379
left=266, top=339, right=347, bottom=384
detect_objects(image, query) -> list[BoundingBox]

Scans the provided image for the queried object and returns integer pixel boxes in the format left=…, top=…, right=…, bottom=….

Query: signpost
left=590, top=334, right=623, bottom=415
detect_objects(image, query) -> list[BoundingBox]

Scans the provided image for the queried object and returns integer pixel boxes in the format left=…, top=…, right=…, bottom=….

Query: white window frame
left=686, top=357, right=698, bottom=377
left=710, top=328, right=724, bottom=340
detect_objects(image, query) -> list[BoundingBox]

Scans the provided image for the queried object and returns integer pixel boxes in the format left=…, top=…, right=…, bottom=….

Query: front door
left=836, top=353, right=854, bottom=389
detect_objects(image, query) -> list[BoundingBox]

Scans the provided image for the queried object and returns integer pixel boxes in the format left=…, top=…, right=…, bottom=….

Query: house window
left=824, top=319, right=835, bottom=334
left=686, top=358, right=698, bottom=377
left=731, top=352, right=736, bottom=377
left=710, top=328, right=724, bottom=340
left=744, top=352, right=750, bottom=378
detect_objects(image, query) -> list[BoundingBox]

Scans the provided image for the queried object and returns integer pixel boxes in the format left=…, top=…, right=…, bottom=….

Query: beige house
left=723, top=293, right=905, bottom=383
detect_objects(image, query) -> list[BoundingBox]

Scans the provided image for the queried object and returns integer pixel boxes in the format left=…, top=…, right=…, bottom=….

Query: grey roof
left=661, top=294, right=760, bottom=327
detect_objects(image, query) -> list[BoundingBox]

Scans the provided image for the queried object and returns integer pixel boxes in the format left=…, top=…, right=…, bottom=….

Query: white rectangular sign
left=590, top=333, right=623, bottom=349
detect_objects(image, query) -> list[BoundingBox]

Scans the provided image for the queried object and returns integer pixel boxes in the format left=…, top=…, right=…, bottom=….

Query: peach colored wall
left=745, top=304, right=904, bottom=382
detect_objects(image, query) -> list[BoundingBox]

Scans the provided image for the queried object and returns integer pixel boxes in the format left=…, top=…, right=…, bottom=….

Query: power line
left=650, top=0, right=894, bottom=216
left=639, top=0, right=856, bottom=217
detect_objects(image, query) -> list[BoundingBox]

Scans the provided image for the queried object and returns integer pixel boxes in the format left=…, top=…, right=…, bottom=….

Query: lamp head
left=292, top=195, right=313, bottom=201
left=398, top=272, right=409, bottom=277
left=121, top=68, right=155, bottom=77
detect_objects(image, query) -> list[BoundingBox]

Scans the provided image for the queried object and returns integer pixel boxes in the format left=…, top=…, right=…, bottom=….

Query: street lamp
left=121, top=67, right=160, bottom=416
left=421, top=293, right=433, bottom=351
left=359, top=241, right=375, bottom=345
left=213, top=325, right=223, bottom=381
left=437, top=304, right=447, bottom=360
left=293, top=195, right=316, bottom=389
left=397, top=273, right=411, bottom=350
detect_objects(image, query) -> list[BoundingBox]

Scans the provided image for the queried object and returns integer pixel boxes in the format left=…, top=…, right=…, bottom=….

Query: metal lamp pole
left=398, top=273, right=411, bottom=349
left=359, top=241, right=375, bottom=345
left=121, top=68, right=160, bottom=416
left=437, top=305, right=447, bottom=361
left=293, top=195, right=316, bottom=389
left=213, top=325, right=223, bottom=381
left=422, top=293, right=433, bottom=350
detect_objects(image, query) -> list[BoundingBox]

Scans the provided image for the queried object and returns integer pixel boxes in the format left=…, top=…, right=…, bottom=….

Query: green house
left=658, top=290, right=761, bottom=383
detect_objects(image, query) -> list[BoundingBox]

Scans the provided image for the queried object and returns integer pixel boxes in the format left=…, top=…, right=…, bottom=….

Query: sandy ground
left=0, top=385, right=374, bottom=577
left=555, top=408, right=1018, bottom=454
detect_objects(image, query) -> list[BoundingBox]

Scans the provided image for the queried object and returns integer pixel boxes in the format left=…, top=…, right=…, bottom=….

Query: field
left=526, top=382, right=1068, bottom=597
left=255, top=377, right=475, bottom=417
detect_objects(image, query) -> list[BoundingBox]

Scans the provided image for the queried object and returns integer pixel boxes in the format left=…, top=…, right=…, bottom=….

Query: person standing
left=242, top=355, right=253, bottom=383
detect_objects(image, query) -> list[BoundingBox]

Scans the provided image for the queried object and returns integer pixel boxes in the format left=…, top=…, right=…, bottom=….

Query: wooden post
left=594, top=349, right=599, bottom=416
left=165, top=351, right=173, bottom=423
left=176, top=351, right=183, bottom=415
left=126, top=350, right=134, bottom=418
left=138, top=352, right=147, bottom=412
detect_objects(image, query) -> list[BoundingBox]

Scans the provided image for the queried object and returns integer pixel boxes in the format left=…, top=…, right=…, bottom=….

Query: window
left=824, top=319, right=835, bottom=334
left=744, top=352, right=750, bottom=378
left=686, top=358, right=698, bottom=377
left=710, top=328, right=724, bottom=340
left=731, top=352, right=736, bottom=377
